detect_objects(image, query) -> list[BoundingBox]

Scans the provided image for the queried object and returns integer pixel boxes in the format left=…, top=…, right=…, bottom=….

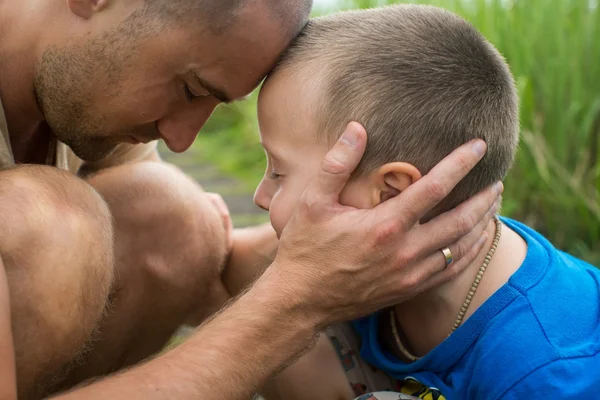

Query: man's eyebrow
left=194, top=74, right=233, bottom=104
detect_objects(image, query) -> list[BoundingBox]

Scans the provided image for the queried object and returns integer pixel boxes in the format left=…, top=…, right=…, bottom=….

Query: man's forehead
left=200, top=3, right=302, bottom=95
left=184, top=33, right=287, bottom=101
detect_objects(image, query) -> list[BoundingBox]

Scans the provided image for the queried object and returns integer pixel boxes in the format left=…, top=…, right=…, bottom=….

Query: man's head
left=254, top=4, right=519, bottom=237
left=32, top=0, right=312, bottom=161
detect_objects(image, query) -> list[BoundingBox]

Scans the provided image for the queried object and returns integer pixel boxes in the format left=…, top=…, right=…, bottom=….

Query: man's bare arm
left=0, top=256, right=17, bottom=400
left=260, top=334, right=353, bottom=400
left=54, top=277, right=318, bottom=400
left=51, top=124, right=500, bottom=399
left=222, top=225, right=350, bottom=400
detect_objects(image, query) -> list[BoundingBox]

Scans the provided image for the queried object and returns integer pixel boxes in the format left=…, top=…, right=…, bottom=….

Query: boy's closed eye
left=268, top=171, right=283, bottom=180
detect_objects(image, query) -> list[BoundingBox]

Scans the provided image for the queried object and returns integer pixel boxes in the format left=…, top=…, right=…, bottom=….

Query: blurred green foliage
left=195, top=0, right=600, bottom=265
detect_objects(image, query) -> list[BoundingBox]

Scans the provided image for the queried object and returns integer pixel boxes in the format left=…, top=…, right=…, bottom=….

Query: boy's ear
left=67, top=0, right=109, bottom=19
left=371, top=162, right=422, bottom=204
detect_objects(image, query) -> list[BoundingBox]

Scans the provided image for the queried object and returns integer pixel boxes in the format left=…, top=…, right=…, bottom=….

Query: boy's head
left=254, top=4, right=519, bottom=237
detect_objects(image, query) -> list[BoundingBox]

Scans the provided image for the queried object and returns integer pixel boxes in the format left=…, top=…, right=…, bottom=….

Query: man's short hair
left=143, top=0, right=313, bottom=35
left=274, top=4, right=519, bottom=215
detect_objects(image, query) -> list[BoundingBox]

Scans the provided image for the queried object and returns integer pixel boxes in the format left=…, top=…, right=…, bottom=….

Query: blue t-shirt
left=353, top=218, right=600, bottom=399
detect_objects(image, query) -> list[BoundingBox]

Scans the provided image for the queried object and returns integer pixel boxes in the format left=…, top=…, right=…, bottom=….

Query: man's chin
left=68, top=141, right=118, bottom=162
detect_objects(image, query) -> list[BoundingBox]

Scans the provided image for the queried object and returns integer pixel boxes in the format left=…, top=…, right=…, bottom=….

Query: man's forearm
left=54, top=269, right=317, bottom=400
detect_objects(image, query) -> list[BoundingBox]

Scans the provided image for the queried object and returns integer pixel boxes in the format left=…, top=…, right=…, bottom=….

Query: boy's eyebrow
left=194, top=74, right=233, bottom=104
left=260, top=141, right=282, bottom=161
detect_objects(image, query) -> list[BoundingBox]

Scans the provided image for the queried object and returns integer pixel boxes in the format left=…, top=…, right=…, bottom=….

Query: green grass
left=194, top=0, right=600, bottom=266
left=194, top=95, right=265, bottom=191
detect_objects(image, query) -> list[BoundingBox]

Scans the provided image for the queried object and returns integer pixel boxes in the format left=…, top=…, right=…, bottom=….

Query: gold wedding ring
left=441, top=247, right=453, bottom=266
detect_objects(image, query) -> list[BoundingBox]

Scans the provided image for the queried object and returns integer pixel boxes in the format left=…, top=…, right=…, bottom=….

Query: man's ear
left=67, top=0, right=109, bottom=19
left=371, top=162, right=422, bottom=204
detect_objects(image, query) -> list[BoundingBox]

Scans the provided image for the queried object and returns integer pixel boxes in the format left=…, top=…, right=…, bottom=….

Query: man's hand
left=264, top=122, right=502, bottom=328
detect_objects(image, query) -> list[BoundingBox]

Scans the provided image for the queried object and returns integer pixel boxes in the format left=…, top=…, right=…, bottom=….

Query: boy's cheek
left=270, top=205, right=287, bottom=235
left=269, top=211, right=287, bottom=239
left=269, top=197, right=297, bottom=238
left=339, top=180, right=375, bottom=209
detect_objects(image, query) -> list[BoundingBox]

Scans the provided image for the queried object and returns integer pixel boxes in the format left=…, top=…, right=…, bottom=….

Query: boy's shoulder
left=495, top=354, right=600, bottom=399
left=500, top=218, right=600, bottom=351
left=467, top=218, right=600, bottom=398
left=342, top=218, right=600, bottom=399
left=467, top=294, right=600, bottom=399
left=468, top=319, right=600, bottom=399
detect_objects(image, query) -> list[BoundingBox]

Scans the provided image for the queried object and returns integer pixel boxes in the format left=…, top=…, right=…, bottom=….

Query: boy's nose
left=157, top=97, right=219, bottom=153
left=253, top=182, right=271, bottom=211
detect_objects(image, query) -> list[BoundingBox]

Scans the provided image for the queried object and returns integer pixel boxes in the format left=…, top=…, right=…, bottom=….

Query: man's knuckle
left=299, top=194, right=316, bottom=215
left=374, top=220, right=400, bottom=243
left=398, top=209, right=418, bottom=230
left=455, top=241, right=469, bottom=260
left=456, top=213, right=475, bottom=236
left=457, top=153, right=473, bottom=174
left=402, top=272, right=420, bottom=289
left=445, top=264, right=461, bottom=280
left=396, top=249, right=415, bottom=269
left=321, top=155, right=347, bottom=175
left=298, top=189, right=327, bottom=221
left=427, top=178, right=450, bottom=202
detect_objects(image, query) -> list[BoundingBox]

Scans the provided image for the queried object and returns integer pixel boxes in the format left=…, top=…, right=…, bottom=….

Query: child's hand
left=205, top=192, right=233, bottom=254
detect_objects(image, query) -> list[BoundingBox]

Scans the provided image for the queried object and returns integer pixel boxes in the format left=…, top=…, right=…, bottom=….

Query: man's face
left=34, top=4, right=291, bottom=161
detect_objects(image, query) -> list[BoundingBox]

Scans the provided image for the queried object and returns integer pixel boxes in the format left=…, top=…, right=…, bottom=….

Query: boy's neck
left=391, top=218, right=527, bottom=358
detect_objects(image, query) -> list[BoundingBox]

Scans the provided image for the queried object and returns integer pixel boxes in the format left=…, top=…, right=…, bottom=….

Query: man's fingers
left=408, top=181, right=502, bottom=257
left=402, top=224, right=490, bottom=300
left=375, top=225, right=489, bottom=308
left=305, top=122, right=367, bottom=206
left=394, top=198, right=494, bottom=290
left=419, top=230, right=490, bottom=293
left=379, top=139, right=487, bottom=227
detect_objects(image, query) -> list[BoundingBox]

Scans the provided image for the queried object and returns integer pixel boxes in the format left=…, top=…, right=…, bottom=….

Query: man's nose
left=157, top=97, right=219, bottom=153
left=253, top=181, right=271, bottom=211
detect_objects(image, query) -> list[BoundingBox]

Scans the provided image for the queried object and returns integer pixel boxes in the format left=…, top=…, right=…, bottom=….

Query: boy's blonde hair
left=274, top=4, right=519, bottom=214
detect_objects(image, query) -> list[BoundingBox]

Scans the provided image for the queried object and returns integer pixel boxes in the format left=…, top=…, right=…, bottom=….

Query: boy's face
left=254, top=71, right=373, bottom=237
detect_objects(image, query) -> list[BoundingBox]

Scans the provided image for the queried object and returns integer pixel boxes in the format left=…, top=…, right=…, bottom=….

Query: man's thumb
left=312, top=122, right=367, bottom=203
